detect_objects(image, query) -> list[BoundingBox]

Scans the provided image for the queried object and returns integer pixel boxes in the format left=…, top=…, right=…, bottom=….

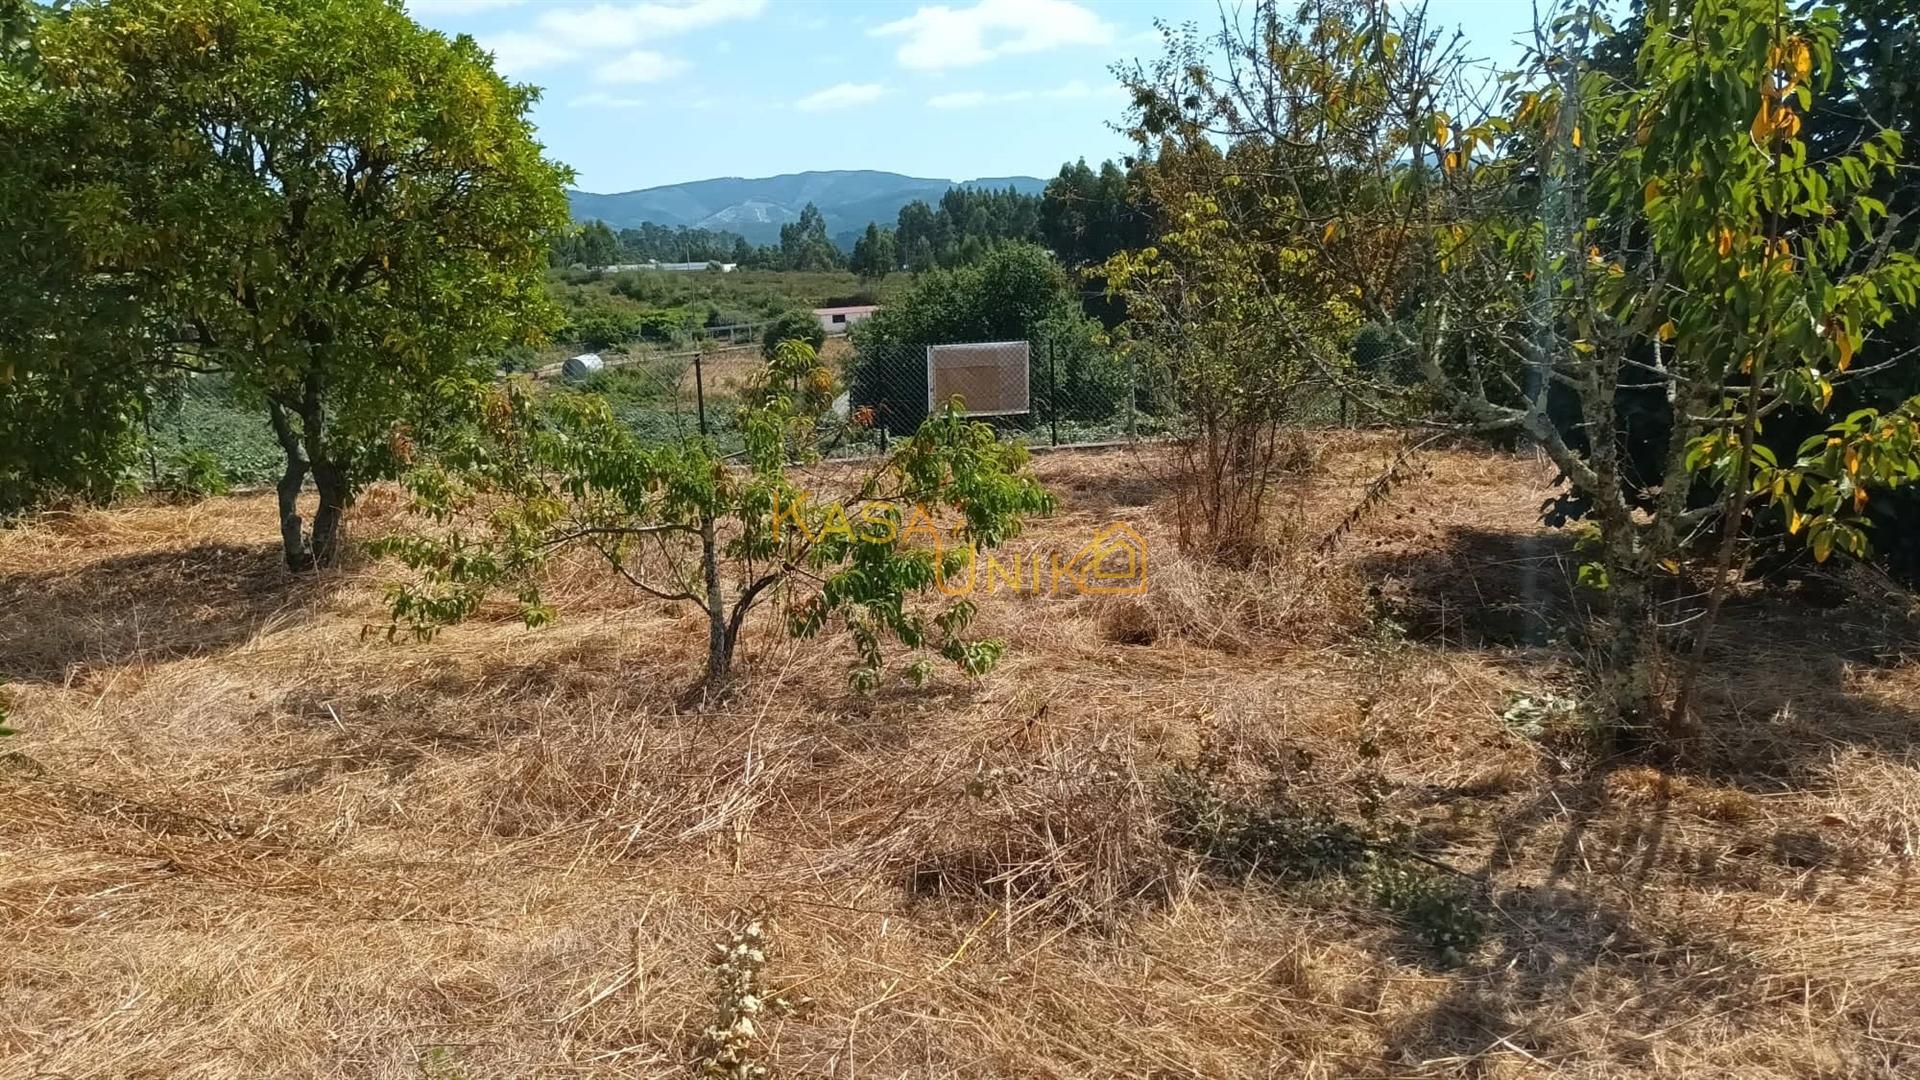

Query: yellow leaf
left=1322, top=220, right=1337, bottom=244
left=1854, top=487, right=1869, bottom=512
left=1751, top=101, right=1774, bottom=143
left=1788, top=508, right=1803, bottom=535
left=1846, top=446, right=1859, bottom=474
left=1571, top=125, right=1582, bottom=148
left=1444, top=151, right=1460, bottom=172
left=1836, top=330, right=1854, bottom=371
left=1657, top=320, right=1676, bottom=342
left=1715, top=228, right=1734, bottom=258
left=1643, top=178, right=1662, bottom=204
left=1820, top=378, right=1834, bottom=409
left=1789, top=39, right=1812, bottom=83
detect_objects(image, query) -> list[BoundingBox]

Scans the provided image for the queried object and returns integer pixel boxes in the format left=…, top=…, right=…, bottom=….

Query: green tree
left=778, top=202, right=842, bottom=271
left=1124, top=0, right=1920, bottom=736
left=858, top=242, right=1080, bottom=348
left=893, top=186, right=1044, bottom=269
left=760, top=309, right=825, bottom=359
left=904, top=235, right=937, bottom=273
left=850, top=222, right=898, bottom=280
left=2, top=0, right=162, bottom=513
left=551, top=219, right=621, bottom=268
left=1104, top=193, right=1359, bottom=557
left=21, top=0, right=571, bottom=568
left=1041, top=158, right=1150, bottom=269
left=381, top=342, right=1054, bottom=688
left=851, top=241, right=1115, bottom=428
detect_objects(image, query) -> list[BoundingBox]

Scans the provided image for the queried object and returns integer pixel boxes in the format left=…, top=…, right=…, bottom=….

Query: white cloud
left=479, top=30, right=579, bottom=77
left=569, top=92, right=652, bottom=109
left=538, top=0, right=764, bottom=50
left=927, top=90, right=992, bottom=109
left=410, top=0, right=526, bottom=13
left=796, top=82, right=888, bottom=111
left=595, top=49, right=691, bottom=84
left=873, top=0, right=1112, bottom=70
left=480, top=0, right=763, bottom=77
left=926, top=79, right=1111, bottom=108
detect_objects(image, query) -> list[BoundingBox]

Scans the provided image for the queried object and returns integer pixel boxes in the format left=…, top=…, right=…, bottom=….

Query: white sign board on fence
left=926, top=340, right=1030, bottom=417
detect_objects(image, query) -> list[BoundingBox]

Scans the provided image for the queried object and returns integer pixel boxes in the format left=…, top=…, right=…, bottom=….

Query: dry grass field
left=3, top=435, right=1918, bottom=1079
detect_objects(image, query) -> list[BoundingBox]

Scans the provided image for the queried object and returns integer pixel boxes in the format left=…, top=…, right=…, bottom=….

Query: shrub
left=760, top=309, right=825, bottom=359
left=496, top=344, right=543, bottom=374
left=159, top=449, right=231, bottom=500
left=850, top=242, right=1099, bottom=430
left=381, top=341, right=1054, bottom=688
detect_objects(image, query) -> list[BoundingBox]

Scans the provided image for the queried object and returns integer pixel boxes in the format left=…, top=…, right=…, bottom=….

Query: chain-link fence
left=538, top=342, right=766, bottom=457
left=146, top=325, right=1411, bottom=494
left=146, top=374, right=287, bottom=489
left=841, top=326, right=1399, bottom=451
left=849, top=332, right=1142, bottom=449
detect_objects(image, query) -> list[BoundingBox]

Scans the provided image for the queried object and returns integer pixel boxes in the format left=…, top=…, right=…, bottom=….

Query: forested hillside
left=564, top=169, right=1048, bottom=247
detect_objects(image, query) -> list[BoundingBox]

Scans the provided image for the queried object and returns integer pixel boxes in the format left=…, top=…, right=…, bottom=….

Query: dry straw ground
left=3, top=435, right=1917, bottom=1079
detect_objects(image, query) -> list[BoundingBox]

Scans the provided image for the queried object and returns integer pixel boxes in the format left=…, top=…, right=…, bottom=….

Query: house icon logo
left=1064, top=522, right=1148, bottom=596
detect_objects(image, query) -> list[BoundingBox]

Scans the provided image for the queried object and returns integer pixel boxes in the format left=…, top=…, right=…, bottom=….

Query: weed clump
left=1164, top=768, right=1484, bottom=965
left=698, top=909, right=807, bottom=1080
left=1164, top=767, right=1371, bottom=880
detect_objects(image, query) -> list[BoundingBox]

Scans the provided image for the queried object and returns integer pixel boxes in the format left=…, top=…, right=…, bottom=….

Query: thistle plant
left=699, top=911, right=805, bottom=1080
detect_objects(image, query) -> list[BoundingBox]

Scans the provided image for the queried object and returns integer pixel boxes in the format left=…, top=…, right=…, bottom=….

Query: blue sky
left=407, top=1, right=1545, bottom=194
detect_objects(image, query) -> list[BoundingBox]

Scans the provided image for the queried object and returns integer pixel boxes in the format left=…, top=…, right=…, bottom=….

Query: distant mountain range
left=566, top=169, right=1049, bottom=249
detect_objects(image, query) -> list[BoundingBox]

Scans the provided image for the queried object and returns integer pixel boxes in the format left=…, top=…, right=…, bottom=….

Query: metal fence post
left=693, top=346, right=708, bottom=437
left=1047, top=337, right=1059, bottom=447
left=1125, top=349, right=1137, bottom=443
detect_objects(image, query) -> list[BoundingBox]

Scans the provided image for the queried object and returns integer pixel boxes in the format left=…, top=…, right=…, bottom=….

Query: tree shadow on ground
left=0, top=541, right=339, bottom=683
left=1353, top=526, right=1583, bottom=649
left=1380, top=765, right=1914, bottom=1074
left=1678, top=578, right=1920, bottom=786
left=1354, top=523, right=1920, bottom=786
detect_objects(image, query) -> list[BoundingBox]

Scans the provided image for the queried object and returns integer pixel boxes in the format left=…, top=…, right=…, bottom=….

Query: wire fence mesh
left=143, top=324, right=1413, bottom=495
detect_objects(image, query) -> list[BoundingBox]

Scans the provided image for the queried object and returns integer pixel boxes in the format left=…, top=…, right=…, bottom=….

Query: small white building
left=813, top=305, right=880, bottom=336
left=600, top=261, right=736, bottom=273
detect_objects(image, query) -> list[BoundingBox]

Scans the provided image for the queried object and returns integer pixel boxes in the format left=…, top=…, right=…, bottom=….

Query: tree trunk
left=700, top=514, right=730, bottom=684
left=275, top=452, right=313, bottom=572
left=309, top=458, right=349, bottom=569
left=269, top=402, right=314, bottom=572
left=1602, top=557, right=1661, bottom=741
